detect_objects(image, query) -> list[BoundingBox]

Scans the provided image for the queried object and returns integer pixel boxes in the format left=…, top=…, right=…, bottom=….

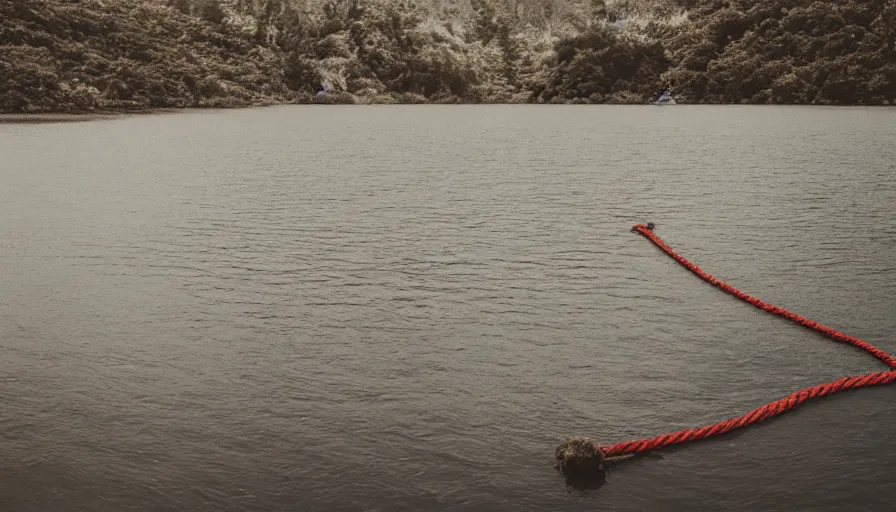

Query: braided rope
left=599, top=225, right=896, bottom=457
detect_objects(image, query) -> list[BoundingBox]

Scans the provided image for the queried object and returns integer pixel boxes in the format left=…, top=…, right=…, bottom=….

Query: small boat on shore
left=653, top=87, right=676, bottom=106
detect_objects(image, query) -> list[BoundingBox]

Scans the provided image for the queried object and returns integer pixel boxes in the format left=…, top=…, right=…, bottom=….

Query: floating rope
left=601, top=370, right=896, bottom=458
left=629, top=223, right=896, bottom=370
left=556, top=223, right=895, bottom=478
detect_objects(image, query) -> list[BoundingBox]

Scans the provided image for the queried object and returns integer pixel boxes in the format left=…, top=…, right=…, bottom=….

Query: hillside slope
left=662, top=0, right=896, bottom=104
left=1, top=0, right=894, bottom=112
left=0, top=0, right=293, bottom=112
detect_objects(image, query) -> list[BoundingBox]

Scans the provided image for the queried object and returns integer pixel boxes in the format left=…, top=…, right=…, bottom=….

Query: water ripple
left=2, top=106, right=895, bottom=511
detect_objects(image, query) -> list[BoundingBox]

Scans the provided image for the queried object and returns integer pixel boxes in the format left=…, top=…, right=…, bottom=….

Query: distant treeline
left=1, top=0, right=894, bottom=112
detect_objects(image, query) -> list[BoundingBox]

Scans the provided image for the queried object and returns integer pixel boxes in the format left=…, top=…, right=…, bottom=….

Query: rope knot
left=554, top=437, right=606, bottom=481
left=563, top=226, right=896, bottom=478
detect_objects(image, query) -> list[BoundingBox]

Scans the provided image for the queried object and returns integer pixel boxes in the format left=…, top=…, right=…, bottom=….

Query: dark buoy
left=646, top=222, right=655, bottom=230
left=555, top=437, right=606, bottom=481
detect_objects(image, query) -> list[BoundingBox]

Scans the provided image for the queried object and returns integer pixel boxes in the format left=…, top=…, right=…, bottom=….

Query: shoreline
left=0, top=108, right=185, bottom=125
left=2, top=102, right=892, bottom=124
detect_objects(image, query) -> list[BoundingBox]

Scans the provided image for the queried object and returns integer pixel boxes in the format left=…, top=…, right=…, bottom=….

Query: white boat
left=654, top=88, right=676, bottom=105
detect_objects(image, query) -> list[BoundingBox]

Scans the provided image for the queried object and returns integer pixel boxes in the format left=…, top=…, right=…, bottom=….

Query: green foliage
left=0, top=0, right=290, bottom=113
left=1, top=0, right=894, bottom=112
left=539, top=24, right=670, bottom=103
left=663, top=0, right=896, bottom=104
left=470, top=0, right=499, bottom=44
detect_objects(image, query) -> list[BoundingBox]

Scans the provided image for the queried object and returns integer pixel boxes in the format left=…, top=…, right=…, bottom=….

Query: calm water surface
left=2, top=106, right=896, bottom=511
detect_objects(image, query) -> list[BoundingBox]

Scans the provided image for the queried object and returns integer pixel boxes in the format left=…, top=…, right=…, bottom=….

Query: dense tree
left=1, top=0, right=894, bottom=112
left=662, top=0, right=896, bottom=104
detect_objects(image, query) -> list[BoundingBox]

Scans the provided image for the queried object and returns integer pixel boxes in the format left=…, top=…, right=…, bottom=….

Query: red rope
left=599, top=224, right=896, bottom=458
left=602, top=371, right=896, bottom=457
left=631, top=224, right=896, bottom=369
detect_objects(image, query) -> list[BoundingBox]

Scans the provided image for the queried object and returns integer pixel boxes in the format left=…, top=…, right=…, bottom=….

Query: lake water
left=2, top=105, right=896, bottom=511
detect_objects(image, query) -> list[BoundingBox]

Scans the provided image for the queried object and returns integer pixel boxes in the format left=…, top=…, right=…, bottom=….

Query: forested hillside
left=1, top=0, right=894, bottom=112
